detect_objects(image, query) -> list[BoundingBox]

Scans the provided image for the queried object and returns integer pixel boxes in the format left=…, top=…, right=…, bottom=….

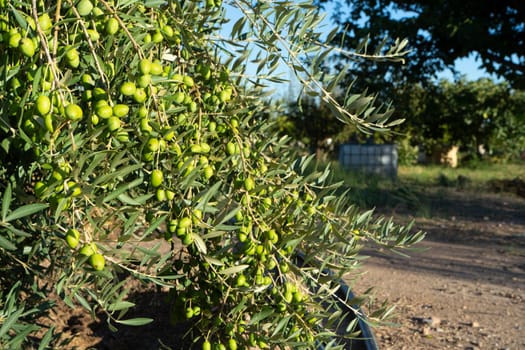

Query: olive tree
left=0, top=0, right=423, bottom=348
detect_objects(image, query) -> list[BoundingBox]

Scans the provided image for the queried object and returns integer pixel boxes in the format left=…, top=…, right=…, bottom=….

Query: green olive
left=77, top=0, right=94, bottom=16
left=120, top=81, right=137, bottom=96
left=19, top=38, right=36, bottom=57
left=65, top=103, right=83, bottom=121
left=65, top=229, right=80, bottom=249
left=151, top=169, right=164, bottom=187
left=36, top=95, right=51, bottom=116
left=105, top=17, right=119, bottom=35
left=89, top=253, right=105, bottom=271
left=112, top=104, right=129, bottom=117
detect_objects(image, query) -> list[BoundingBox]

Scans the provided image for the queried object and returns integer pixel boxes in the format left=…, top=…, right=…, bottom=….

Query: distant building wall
left=339, top=144, right=398, bottom=178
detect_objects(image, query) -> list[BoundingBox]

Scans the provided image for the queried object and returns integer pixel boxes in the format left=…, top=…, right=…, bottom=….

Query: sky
left=437, top=54, right=499, bottom=82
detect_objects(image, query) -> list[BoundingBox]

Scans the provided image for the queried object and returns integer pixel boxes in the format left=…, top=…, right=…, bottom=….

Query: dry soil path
left=353, top=188, right=525, bottom=350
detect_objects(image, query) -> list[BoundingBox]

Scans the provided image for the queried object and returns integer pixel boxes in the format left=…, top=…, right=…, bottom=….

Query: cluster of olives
left=1, top=1, right=345, bottom=348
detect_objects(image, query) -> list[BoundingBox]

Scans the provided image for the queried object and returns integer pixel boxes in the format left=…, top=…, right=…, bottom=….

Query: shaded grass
left=398, top=163, right=525, bottom=190
left=317, top=161, right=525, bottom=217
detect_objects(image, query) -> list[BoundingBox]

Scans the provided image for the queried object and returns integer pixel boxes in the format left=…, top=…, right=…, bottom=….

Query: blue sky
left=437, top=54, right=499, bottom=81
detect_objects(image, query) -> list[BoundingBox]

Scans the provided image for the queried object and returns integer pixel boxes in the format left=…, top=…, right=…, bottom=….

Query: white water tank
left=339, top=144, right=398, bottom=178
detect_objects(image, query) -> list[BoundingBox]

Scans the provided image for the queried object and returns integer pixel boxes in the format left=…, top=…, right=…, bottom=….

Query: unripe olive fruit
left=190, top=144, right=203, bottom=154
left=65, top=103, right=83, bottom=121
left=44, top=114, right=54, bottom=132
left=36, top=95, right=51, bottom=116
left=93, top=87, right=108, bottom=100
left=182, top=233, right=194, bottom=245
left=151, top=169, right=163, bottom=187
left=203, top=166, right=214, bottom=180
left=38, top=13, right=52, bottom=33
left=173, top=91, right=185, bottom=104
left=139, top=58, right=152, bottom=75
left=178, top=216, right=192, bottom=229
left=65, top=228, right=81, bottom=249
left=107, top=116, right=121, bottom=131
left=202, top=341, right=211, bottom=350
left=235, top=274, right=247, bottom=287
left=146, top=138, right=160, bottom=152
left=8, top=31, right=21, bottom=48
left=200, top=142, right=211, bottom=153
left=151, top=30, right=163, bottom=43
left=89, top=253, right=105, bottom=271
left=197, top=63, right=212, bottom=80
left=112, top=104, right=129, bottom=117
left=77, top=0, right=94, bottom=16
left=161, top=25, right=174, bottom=39
left=146, top=61, right=161, bottom=76
left=140, top=118, right=153, bottom=133
left=163, top=129, right=175, bottom=141
left=105, top=17, right=119, bottom=35
left=65, top=47, right=79, bottom=61
left=156, top=188, right=166, bottom=201
left=183, top=76, right=194, bottom=88
left=82, top=73, right=95, bottom=87
left=244, top=177, right=255, bottom=192
left=19, top=38, right=36, bottom=57
left=168, top=219, right=178, bottom=233
left=79, top=243, right=97, bottom=256
left=228, top=339, right=237, bottom=350
left=133, top=88, right=147, bottom=103
left=34, top=181, right=47, bottom=198
left=176, top=227, right=186, bottom=238
left=96, top=104, right=113, bottom=119
left=87, top=29, right=100, bottom=41
left=226, top=142, right=236, bottom=156
left=219, top=89, right=232, bottom=103
left=68, top=56, right=80, bottom=68
left=116, top=132, right=130, bottom=143
left=138, top=106, right=148, bottom=118
left=120, top=81, right=136, bottom=96
left=137, top=74, right=151, bottom=88
left=192, top=305, right=201, bottom=316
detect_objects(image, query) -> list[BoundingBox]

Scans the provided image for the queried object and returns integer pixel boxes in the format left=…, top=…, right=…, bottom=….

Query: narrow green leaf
left=115, top=317, right=154, bottom=326
left=4, top=203, right=48, bottom=222
left=1, top=183, right=12, bottom=221
left=272, top=315, right=292, bottom=337
left=6, top=225, right=32, bottom=238
left=219, top=264, right=249, bottom=276
left=248, top=307, right=274, bottom=325
left=0, top=235, right=17, bottom=251
left=37, top=326, right=55, bottom=350
left=204, top=255, right=224, bottom=266
left=93, top=164, right=142, bottom=186
left=103, top=178, right=143, bottom=203
left=107, top=301, right=136, bottom=312
left=118, top=193, right=154, bottom=206
left=142, top=214, right=167, bottom=237
left=0, top=307, right=24, bottom=339
left=75, top=293, right=93, bottom=312
left=192, top=233, right=207, bottom=255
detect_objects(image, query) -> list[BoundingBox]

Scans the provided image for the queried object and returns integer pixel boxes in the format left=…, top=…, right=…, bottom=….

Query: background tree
left=396, top=78, right=525, bottom=162
left=318, top=0, right=525, bottom=88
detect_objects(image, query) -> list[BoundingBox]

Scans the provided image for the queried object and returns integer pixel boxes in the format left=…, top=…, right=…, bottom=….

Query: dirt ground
left=34, top=183, right=525, bottom=349
left=353, top=186, right=525, bottom=350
